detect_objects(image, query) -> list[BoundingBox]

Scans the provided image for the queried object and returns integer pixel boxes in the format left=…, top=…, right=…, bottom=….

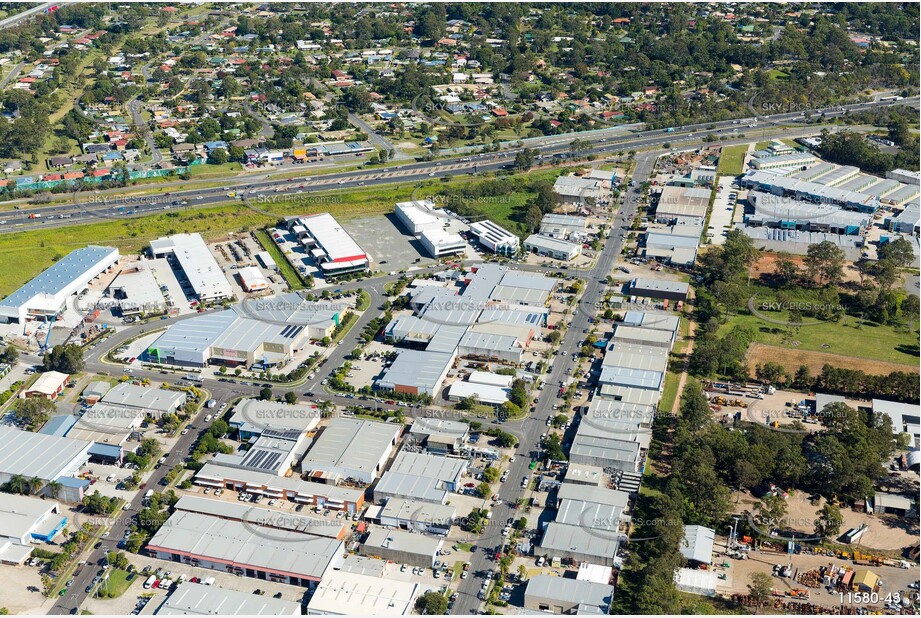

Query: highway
left=1, top=97, right=916, bottom=234
left=0, top=2, right=56, bottom=30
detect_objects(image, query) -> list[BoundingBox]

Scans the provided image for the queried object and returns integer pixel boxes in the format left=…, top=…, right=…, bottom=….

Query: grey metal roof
left=376, top=349, right=454, bottom=393
left=195, top=463, right=364, bottom=504
left=363, top=527, right=442, bottom=556
left=524, top=234, right=582, bottom=254
left=621, top=311, right=681, bottom=333
left=387, top=451, right=467, bottom=484
left=173, top=495, right=344, bottom=538
left=374, top=471, right=449, bottom=503
left=540, top=522, right=619, bottom=561
left=681, top=525, right=715, bottom=564
left=147, top=310, right=238, bottom=357
left=0, top=426, right=91, bottom=482
left=102, top=383, right=186, bottom=413
left=459, top=330, right=521, bottom=353
left=557, top=483, right=630, bottom=508
left=525, top=575, right=613, bottom=612
left=570, top=434, right=641, bottom=464
left=302, top=418, right=399, bottom=476
left=602, top=343, right=669, bottom=373
left=156, top=581, right=301, bottom=615
left=0, top=246, right=118, bottom=310
left=147, top=511, right=343, bottom=581
left=598, top=365, right=663, bottom=390
left=556, top=498, right=623, bottom=532
left=379, top=498, right=456, bottom=526
left=630, top=278, right=689, bottom=295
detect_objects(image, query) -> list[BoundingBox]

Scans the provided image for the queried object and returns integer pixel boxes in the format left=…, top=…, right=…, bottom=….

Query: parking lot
left=343, top=213, right=443, bottom=272
left=707, top=176, right=739, bottom=245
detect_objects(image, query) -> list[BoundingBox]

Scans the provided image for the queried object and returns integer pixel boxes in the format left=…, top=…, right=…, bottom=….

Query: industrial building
left=407, top=417, right=468, bottom=453
left=739, top=170, right=880, bottom=212
left=523, top=234, right=582, bottom=261
left=173, top=495, right=346, bottom=540
left=282, top=214, right=370, bottom=276
left=145, top=510, right=345, bottom=587
left=107, top=262, right=166, bottom=316
left=886, top=200, right=920, bottom=235
left=81, top=380, right=111, bottom=404
left=23, top=371, right=70, bottom=400
left=419, top=228, right=466, bottom=258
left=300, top=418, right=401, bottom=485
left=229, top=398, right=323, bottom=440
left=374, top=450, right=467, bottom=505
left=376, top=498, right=456, bottom=535
left=394, top=200, right=443, bottom=234
left=195, top=463, right=365, bottom=512
left=0, top=246, right=119, bottom=324
left=145, top=295, right=340, bottom=368
left=750, top=152, right=818, bottom=170
left=212, top=428, right=308, bottom=477
left=552, top=175, right=603, bottom=205
left=150, top=234, right=234, bottom=301
left=237, top=266, right=270, bottom=292
left=539, top=214, right=588, bottom=240
left=887, top=169, right=921, bottom=186
left=873, top=398, right=920, bottom=449
left=0, top=426, right=91, bottom=496
left=524, top=575, right=614, bottom=614
left=468, top=220, right=519, bottom=255
left=643, top=224, right=702, bottom=266
left=66, top=404, right=144, bottom=446
left=457, top=330, right=523, bottom=364
left=375, top=349, right=456, bottom=397
left=99, top=383, right=187, bottom=418
left=569, top=433, right=642, bottom=471
left=629, top=277, right=689, bottom=301
left=156, top=582, right=301, bottom=615
left=539, top=522, right=620, bottom=566
left=745, top=191, right=871, bottom=234
left=305, top=568, right=420, bottom=616
left=255, top=251, right=278, bottom=271
left=680, top=525, right=715, bottom=565
left=654, top=185, right=711, bottom=225
left=0, top=494, right=67, bottom=564
left=360, top=527, right=442, bottom=567
left=447, top=379, right=510, bottom=406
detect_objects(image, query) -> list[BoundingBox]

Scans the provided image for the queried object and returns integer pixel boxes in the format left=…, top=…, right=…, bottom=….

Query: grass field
left=658, top=371, right=681, bottom=413
left=96, top=569, right=135, bottom=599
left=719, top=311, right=919, bottom=367
left=716, top=144, right=749, bottom=176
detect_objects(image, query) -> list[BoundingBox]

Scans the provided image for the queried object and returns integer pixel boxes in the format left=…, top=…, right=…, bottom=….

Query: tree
left=414, top=591, right=448, bottom=615
left=259, top=386, right=272, bottom=401
left=514, top=148, right=536, bottom=171
left=748, top=572, right=774, bottom=607
left=513, top=517, right=527, bottom=531
left=13, top=397, right=54, bottom=429
left=283, top=392, right=297, bottom=405
left=482, top=467, right=500, bottom=483
left=475, top=482, right=492, bottom=498
left=814, top=503, right=843, bottom=539
left=755, top=493, right=788, bottom=531
left=804, top=241, right=845, bottom=287
left=207, top=147, right=229, bottom=165
left=0, top=345, right=18, bottom=364
left=678, top=382, right=710, bottom=432
left=878, top=237, right=914, bottom=268
left=42, top=343, right=84, bottom=373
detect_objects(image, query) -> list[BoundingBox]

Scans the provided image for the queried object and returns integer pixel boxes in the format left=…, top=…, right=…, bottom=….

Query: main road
left=1, top=97, right=916, bottom=233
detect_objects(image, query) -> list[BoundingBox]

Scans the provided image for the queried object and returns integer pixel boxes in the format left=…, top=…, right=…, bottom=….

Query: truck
left=144, top=575, right=157, bottom=589
left=206, top=399, right=217, bottom=409
left=143, top=489, right=154, bottom=504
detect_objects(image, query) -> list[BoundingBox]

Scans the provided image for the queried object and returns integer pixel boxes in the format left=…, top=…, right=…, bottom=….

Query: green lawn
left=254, top=229, right=306, bottom=291
left=96, top=569, right=136, bottom=599
left=718, top=310, right=919, bottom=366
left=658, top=371, right=681, bottom=414
left=716, top=144, right=749, bottom=176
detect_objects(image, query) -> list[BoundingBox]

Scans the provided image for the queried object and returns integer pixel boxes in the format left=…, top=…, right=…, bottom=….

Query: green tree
left=476, top=482, right=492, bottom=498
left=482, top=467, right=500, bottom=483
left=814, top=503, right=844, bottom=539
left=804, top=241, right=845, bottom=287
left=748, top=572, right=774, bottom=606
left=283, top=392, right=297, bottom=405
left=259, top=386, right=273, bottom=401
left=414, top=591, right=448, bottom=615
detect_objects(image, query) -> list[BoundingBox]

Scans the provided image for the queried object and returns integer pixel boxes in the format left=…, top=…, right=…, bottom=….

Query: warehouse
left=173, top=495, right=346, bottom=540
left=491, top=270, right=557, bottom=306
left=562, top=463, right=605, bottom=486
left=570, top=433, right=641, bottom=472
left=407, top=417, right=468, bottom=453
left=524, top=575, right=614, bottom=614
left=145, top=511, right=345, bottom=587
left=523, top=234, right=582, bottom=261
left=746, top=191, right=871, bottom=234
left=458, top=330, right=523, bottom=364
left=447, top=380, right=510, bottom=406
left=375, top=349, right=456, bottom=397
left=301, top=418, right=400, bottom=485
left=873, top=492, right=915, bottom=517
left=621, top=310, right=681, bottom=335
left=468, top=220, right=519, bottom=255
left=654, top=186, right=710, bottom=225
left=739, top=170, right=880, bottom=212
left=602, top=342, right=670, bottom=372
left=23, top=371, right=70, bottom=400
left=680, top=525, right=715, bottom=565
left=886, top=200, right=919, bottom=235
left=596, top=384, right=662, bottom=406
left=0, top=245, right=119, bottom=324
left=66, top=404, right=144, bottom=445
left=750, top=152, right=817, bottom=170
left=81, top=380, right=111, bottom=404
left=305, top=569, right=420, bottom=616
left=374, top=451, right=467, bottom=504
left=539, top=522, right=619, bottom=567
left=255, top=251, right=277, bottom=271
left=229, top=398, right=323, bottom=440
left=237, top=266, right=270, bottom=292
left=0, top=494, right=67, bottom=564
left=378, top=498, right=456, bottom=535
left=395, top=200, right=443, bottom=234
left=284, top=213, right=370, bottom=276
left=194, top=463, right=365, bottom=512
left=360, top=527, right=442, bottom=568
left=556, top=497, right=625, bottom=534
left=150, top=234, right=234, bottom=301
left=212, top=428, right=307, bottom=476
left=100, top=383, right=187, bottom=418
left=629, top=277, right=689, bottom=301
left=156, top=581, right=301, bottom=615
left=598, top=365, right=663, bottom=391
left=419, top=228, right=466, bottom=258
left=644, top=226, right=701, bottom=266
left=887, top=169, right=921, bottom=186
left=611, top=324, right=676, bottom=349
left=0, top=426, right=91, bottom=493
left=552, top=175, right=602, bottom=205
left=674, top=568, right=718, bottom=597
left=107, top=262, right=166, bottom=316
left=873, top=398, right=920, bottom=448
left=539, top=213, right=588, bottom=240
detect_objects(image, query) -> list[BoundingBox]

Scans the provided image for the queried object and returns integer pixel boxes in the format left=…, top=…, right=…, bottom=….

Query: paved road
left=347, top=111, right=410, bottom=161
left=0, top=61, right=24, bottom=89
left=0, top=2, right=56, bottom=30
left=1, top=97, right=915, bottom=233
left=450, top=152, right=656, bottom=615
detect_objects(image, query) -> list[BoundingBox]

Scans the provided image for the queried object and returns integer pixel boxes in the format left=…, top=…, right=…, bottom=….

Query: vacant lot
left=716, top=144, right=749, bottom=176
left=746, top=342, right=918, bottom=377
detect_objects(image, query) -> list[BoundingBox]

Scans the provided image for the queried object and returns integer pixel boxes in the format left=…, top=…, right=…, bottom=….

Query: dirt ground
left=749, top=252, right=864, bottom=286
left=745, top=343, right=919, bottom=377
